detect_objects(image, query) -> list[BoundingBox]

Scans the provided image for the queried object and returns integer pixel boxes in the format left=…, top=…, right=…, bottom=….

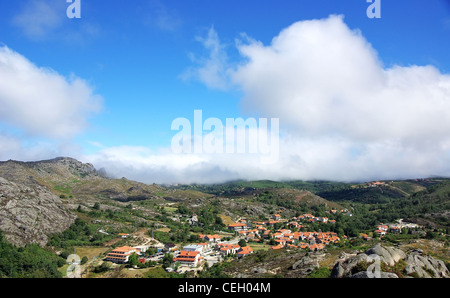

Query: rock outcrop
left=403, top=249, right=449, bottom=278
left=365, top=244, right=407, bottom=266
left=0, top=157, right=101, bottom=186
left=0, top=177, right=76, bottom=247
left=331, top=244, right=449, bottom=278
left=291, top=253, right=322, bottom=276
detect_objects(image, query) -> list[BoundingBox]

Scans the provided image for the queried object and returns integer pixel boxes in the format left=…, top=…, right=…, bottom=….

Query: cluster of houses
left=173, top=234, right=254, bottom=267
left=360, top=223, right=403, bottom=240
left=368, top=181, right=387, bottom=187
left=105, top=212, right=347, bottom=267
left=330, top=209, right=353, bottom=217
left=294, top=213, right=336, bottom=224
left=228, top=212, right=338, bottom=234
left=106, top=233, right=255, bottom=268
left=269, top=229, right=341, bottom=251
left=195, top=234, right=255, bottom=259
left=227, top=213, right=344, bottom=251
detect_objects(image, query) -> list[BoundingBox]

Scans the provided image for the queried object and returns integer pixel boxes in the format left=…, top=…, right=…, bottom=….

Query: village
left=359, top=220, right=421, bottom=241
left=101, top=208, right=405, bottom=275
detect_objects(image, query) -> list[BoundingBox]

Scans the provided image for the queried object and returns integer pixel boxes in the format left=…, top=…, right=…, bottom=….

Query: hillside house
left=151, top=243, right=165, bottom=253
left=236, top=246, right=254, bottom=258
left=390, top=227, right=402, bottom=234
left=217, top=243, right=240, bottom=256
left=164, top=242, right=177, bottom=252
left=204, top=234, right=221, bottom=243
left=267, top=220, right=279, bottom=226
left=134, top=245, right=150, bottom=253
left=270, top=244, right=284, bottom=250
left=173, top=250, right=202, bottom=267
left=309, top=243, right=325, bottom=251
left=198, top=242, right=212, bottom=253
left=374, top=230, right=387, bottom=237
left=369, top=181, right=385, bottom=187
left=299, top=243, right=309, bottom=249
left=106, top=246, right=137, bottom=264
left=316, top=217, right=329, bottom=223
left=228, top=223, right=248, bottom=232
left=183, top=244, right=204, bottom=253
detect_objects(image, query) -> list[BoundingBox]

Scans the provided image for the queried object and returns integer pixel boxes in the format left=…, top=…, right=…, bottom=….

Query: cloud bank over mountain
left=88, top=15, right=450, bottom=184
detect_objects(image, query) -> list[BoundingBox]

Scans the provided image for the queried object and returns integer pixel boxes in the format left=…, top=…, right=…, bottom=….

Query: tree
left=0, top=232, right=63, bottom=278
left=178, top=205, right=190, bottom=215
left=425, top=231, right=437, bottom=239
left=81, top=256, right=89, bottom=265
left=238, top=239, right=247, bottom=247
left=93, top=262, right=110, bottom=273
left=215, top=216, right=224, bottom=226
left=145, top=247, right=157, bottom=257
left=162, top=253, right=174, bottom=269
left=128, top=252, right=139, bottom=267
left=307, top=267, right=331, bottom=278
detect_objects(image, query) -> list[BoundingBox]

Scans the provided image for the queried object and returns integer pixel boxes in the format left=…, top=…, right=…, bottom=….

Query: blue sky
left=1, top=0, right=450, bottom=184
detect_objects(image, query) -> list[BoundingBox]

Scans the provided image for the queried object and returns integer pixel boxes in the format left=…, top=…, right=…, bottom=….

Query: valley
left=0, top=157, right=448, bottom=279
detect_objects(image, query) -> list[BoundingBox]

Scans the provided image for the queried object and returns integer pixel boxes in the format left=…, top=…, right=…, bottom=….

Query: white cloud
left=11, top=0, right=101, bottom=44
left=84, top=131, right=450, bottom=185
left=180, top=27, right=232, bottom=90
left=142, top=15, right=450, bottom=184
left=141, top=0, right=183, bottom=32
left=0, top=46, right=103, bottom=140
left=232, top=15, right=450, bottom=143
left=0, top=132, right=56, bottom=162
left=153, top=2, right=183, bottom=32
left=227, top=15, right=450, bottom=181
left=11, top=0, right=66, bottom=40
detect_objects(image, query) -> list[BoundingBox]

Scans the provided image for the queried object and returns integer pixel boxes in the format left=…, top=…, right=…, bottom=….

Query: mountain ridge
left=1, top=156, right=449, bottom=247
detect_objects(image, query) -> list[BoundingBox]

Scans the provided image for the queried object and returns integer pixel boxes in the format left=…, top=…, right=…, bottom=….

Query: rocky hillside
left=219, top=243, right=449, bottom=279
left=0, top=157, right=101, bottom=185
left=0, top=157, right=209, bottom=202
left=331, top=244, right=449, bottom=278
left=0, top=157, right=212, bottom=246
left=270, top=188, right=343, bottom=210
left=0, top=177, right=76, bottom=247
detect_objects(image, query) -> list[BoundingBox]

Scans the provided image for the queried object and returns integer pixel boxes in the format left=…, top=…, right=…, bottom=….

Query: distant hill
left=263, top=188, right=344, bottom=211
left=309, top=179, right=445, bottom=204
left=173, top=180, right=345, bottom=213
left=376, top=180, right=450, bottom=228
left=0, top=157, right=211, bottom=246
left=0, top=157, right=211, bottom=203
left=1, top=156, right=448, bottom=247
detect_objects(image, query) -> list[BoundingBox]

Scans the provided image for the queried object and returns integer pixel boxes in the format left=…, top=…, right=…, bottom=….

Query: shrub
left=307, top=267, right=331, bottom=278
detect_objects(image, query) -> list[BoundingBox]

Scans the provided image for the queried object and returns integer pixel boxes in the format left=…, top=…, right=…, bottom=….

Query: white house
left=173, top=250, right=201, bottom=267
left=183, top=244, right=204, bottom=252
